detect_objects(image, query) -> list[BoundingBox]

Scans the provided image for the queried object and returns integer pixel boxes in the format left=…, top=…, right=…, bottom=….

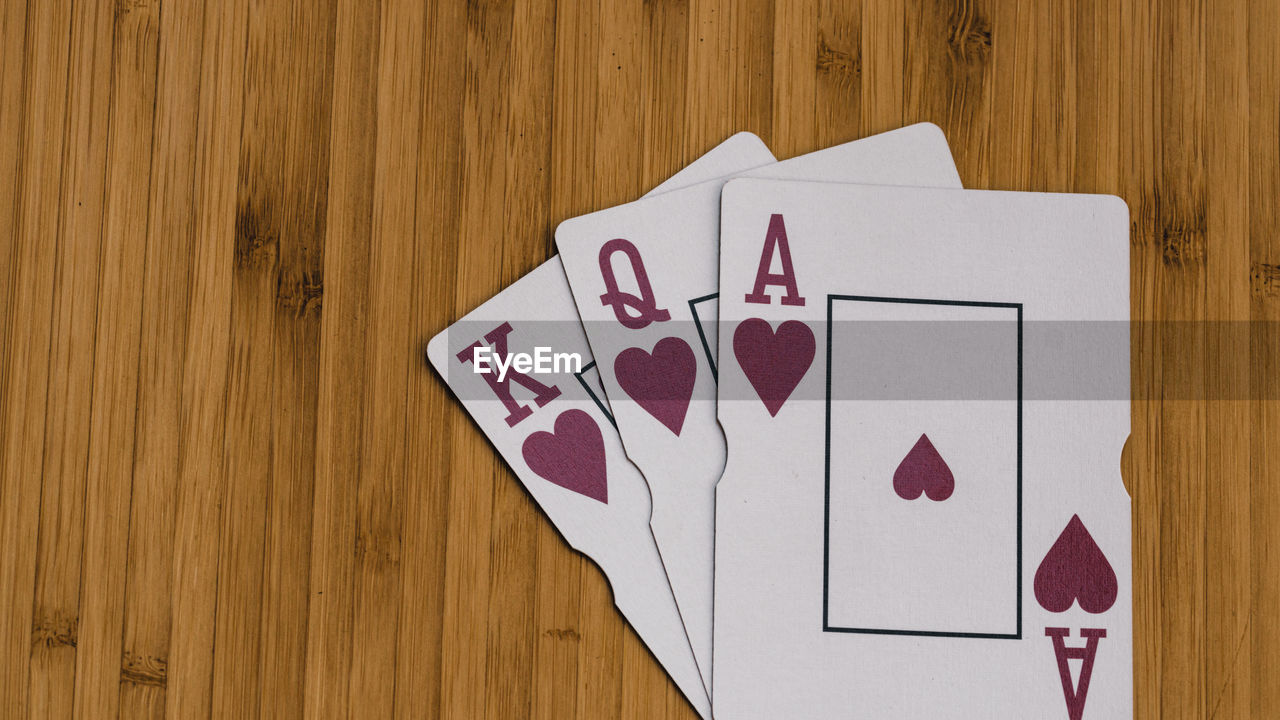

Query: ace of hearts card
left=713, top=179, right=1132, bottom=719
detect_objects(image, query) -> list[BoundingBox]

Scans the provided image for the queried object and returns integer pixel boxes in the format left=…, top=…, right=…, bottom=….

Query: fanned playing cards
left=430, top=126, right=1133, bottom=719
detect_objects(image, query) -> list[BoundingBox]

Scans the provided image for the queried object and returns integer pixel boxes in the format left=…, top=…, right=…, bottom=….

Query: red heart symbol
left=893, top=434, right=955, bottom=501
left=1034, top=515, right=1117, bottom=614
left=732, top=318, right=815, bottom=416
left=521, top=409, right=608, bottom=503
left=614, top=336, right=697, bottom=436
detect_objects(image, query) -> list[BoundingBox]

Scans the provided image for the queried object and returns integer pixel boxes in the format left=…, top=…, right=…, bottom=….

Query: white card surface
left=426, top=133, right=775, bottom=718
left=553, top=123, right=963, bottom=690
left=714, top=179, right=1132, bottom=718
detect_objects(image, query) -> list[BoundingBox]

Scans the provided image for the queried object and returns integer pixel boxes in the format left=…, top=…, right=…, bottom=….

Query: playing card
left=426, top=132, right=774, bottom=717
left=714, top=179, right=1132, bottom=718
left=553, top=123, right=963, bottom=690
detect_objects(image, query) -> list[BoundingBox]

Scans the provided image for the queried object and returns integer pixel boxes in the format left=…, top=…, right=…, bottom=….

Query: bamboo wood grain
left=27, top=0, right=113, bottom=716
left=3, top=0, right=74, bottom=715
left=1, top=1, right=1277, bottom=718
left=303, top=0, right=377, bottom=715
left=73, top=1, right=160, bottom=715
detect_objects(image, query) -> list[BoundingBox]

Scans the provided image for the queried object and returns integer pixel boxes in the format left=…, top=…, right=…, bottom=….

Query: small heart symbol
left=1034, top=515, right=1118, bottom=614
left=521, top=409, right=608, bottom=503
left=893, top=434, right=955, bottom=501
left=732, top=318, right=815, bottom=417
left=614, top=336, right=697, bottom=436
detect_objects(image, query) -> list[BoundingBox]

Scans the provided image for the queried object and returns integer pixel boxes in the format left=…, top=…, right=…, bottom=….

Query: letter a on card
left=745, top=213, right=806, bottom=306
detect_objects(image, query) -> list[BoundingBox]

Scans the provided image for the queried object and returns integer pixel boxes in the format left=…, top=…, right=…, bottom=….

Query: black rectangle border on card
left=822, top=294, right=1023, bottom=640
left=574, top=360, right=617, bottom=429
left=688, top=293, right=720, bottom=381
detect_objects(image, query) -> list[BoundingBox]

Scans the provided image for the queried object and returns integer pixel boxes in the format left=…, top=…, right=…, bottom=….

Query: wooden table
left=1, top=0, right=1276, bottom=717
